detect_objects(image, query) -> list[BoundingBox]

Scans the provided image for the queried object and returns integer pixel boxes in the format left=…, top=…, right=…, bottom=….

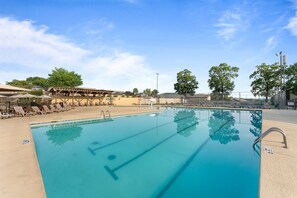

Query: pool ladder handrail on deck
left=105, top=110, right=111, bottom=118
left=253, top=127, right=288, bottom=149
left=101, top=110, right=111, bottom=119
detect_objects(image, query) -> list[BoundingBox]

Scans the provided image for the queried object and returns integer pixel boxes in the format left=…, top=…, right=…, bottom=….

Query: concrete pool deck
left=260, top=110, right=297, bottom=198
left=0, top=107, right=296, bottom=197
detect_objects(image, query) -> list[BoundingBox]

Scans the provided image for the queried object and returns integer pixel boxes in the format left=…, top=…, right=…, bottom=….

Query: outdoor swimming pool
left=31, top=108, right=262, bottom=198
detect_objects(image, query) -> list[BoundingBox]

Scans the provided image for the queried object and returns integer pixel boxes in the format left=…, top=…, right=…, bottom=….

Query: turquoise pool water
left=31, top=108, right=262, bottom=198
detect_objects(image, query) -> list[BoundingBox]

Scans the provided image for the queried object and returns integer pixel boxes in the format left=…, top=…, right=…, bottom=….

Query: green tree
left=143, top=88, right=151, bottom=96
left=151, top=89, right=159, bottom=97
left=6, top=79, right=32, bottom=89
left=208, top=63, right=239, bottom=100
left=26, top=77, right=49, bottom=89
left=174, top=69, right=199, bottom=98
left=48, top=67, right=83, bottom=87
left=124, top=91, right=134, bottom=96
left=249, top=63, right=279, bottom=102
left=30, top=90, right=43, bottom=96
left=133, top=88, right=139, bottom=95
left=286, top=63, right=297, bottom=95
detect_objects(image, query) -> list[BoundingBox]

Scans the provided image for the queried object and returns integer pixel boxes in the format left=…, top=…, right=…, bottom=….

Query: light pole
left=156, top=73, right=159, bottom=93
left=156, top=73, right=160, bottom=103
left=276, top=51, right=287, bottom=109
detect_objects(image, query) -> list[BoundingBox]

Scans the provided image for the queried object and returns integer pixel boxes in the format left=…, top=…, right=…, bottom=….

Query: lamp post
left=156, top=73, right=159, bottom=93
left=276, top=51, right=287, bottom=109
left=156, top=73, right=160, bottom=103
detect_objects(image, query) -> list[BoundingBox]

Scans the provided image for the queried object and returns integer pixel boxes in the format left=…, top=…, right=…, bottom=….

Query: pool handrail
left=253, top=127, right=288, bottom=149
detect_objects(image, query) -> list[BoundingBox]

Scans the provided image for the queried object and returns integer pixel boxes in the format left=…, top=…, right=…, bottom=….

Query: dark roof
left=48, top=87, right=114, bottom=95
left=188, top=94, right=210, bottom=98
left=158, top=93, right=184, bottom=98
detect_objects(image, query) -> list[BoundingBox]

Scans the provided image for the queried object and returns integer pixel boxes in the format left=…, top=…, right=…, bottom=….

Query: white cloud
left=0, top=17, right=174, bottom=93
left=0, top=17, right=88, bottom=70
left=81, top=52, right=174, bottom=91
left=286, top=12, right=297, bottom=36
left=265, top=36, right=276, bottom=49
left=215, top=8, right=248, bottom=40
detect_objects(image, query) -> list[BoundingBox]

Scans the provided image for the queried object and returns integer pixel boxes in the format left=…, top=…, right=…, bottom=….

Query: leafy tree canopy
left=30, top=90, right=43, bottom=96
left=208, top=63, right=239, bottom=99
left=124, top=91, right=134, bottom=96
left=174, top=69, right=199, bottom=98
left=151, top=89, right=159, bottom=97
left=133, top=88, right=139, bottom=95
left=48, top=67, right=83, bottom=87
left=249, top=63, right=279, bottom=102
left=143, top=88, right=151, bottom=96
left=286, top=63, right=297, bottom=95
left=6, top=79, right=31, bottom=89
left=26, top=77, right=49, bottom=89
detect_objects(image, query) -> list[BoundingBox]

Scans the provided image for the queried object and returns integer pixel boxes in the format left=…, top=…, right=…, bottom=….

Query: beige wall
left=158, top=98, right=182, bottom=104
left=112, top=97, right=140, bottom=106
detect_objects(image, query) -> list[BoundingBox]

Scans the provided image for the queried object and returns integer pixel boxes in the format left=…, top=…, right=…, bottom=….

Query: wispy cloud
left=0, top=17, right=173, bottom=92
left=215, top=8, right=249, bottom=41
left=82, top=18, right=114, bottom=36
left=265, top=36, right=277, bottom=49
left=286, top=12, right=297, bottom=36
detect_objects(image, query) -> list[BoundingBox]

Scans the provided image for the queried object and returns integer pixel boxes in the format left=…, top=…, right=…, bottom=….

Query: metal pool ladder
left=253, top=127, right=288, bottom=149
left=101, top=110, right=111, bottom=119
left=106, top=110, right=111, bottom=118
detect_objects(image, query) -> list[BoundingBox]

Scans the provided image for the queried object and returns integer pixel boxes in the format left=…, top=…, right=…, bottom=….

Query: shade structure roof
left=48, top=87, right=114, bottom=96
left=0, top=84, right=31, bottom=92
left=9, top=93, right=36, bottom=98
left=0, top=94, right=7, bottom=98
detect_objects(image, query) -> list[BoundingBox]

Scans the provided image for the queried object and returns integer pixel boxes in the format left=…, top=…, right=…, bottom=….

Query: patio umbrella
left=36, top=95, right=52, bottom=99
left=9, top=94, right=37, bottom=110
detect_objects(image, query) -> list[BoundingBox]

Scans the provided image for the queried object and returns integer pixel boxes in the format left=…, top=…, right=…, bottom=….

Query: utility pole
left=276, top=51, right=287, bottom=109
left=156, top=73, right=159, bottom=93
left=156, top=73, right=160, bottom=103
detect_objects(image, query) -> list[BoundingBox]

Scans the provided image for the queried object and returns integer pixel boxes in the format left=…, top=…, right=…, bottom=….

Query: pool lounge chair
left=0, top=112, right=14, bottom=119
left=42, top=105, right=53, bottom=113
left=13, top=106, right=35, bottom=117
left=62, top=103, right=74, bottom=110
left=55, top=103, right=67, bottom=111
left=31, top=106, right=45, bottom=115
left=49, top=104, right=60, bottom=112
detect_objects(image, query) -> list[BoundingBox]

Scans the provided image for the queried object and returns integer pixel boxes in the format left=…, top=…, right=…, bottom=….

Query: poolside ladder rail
left=106, top=110, right=111, bottom=118
left=101, top=110, right=111, bottom=119
left=101, top=110, right=105, bottom=119
left=253, top=127, right=288, bottom=149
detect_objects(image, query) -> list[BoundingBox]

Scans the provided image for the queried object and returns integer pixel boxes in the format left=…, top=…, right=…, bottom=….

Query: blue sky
left=0, top=0, right=296, bottom=96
